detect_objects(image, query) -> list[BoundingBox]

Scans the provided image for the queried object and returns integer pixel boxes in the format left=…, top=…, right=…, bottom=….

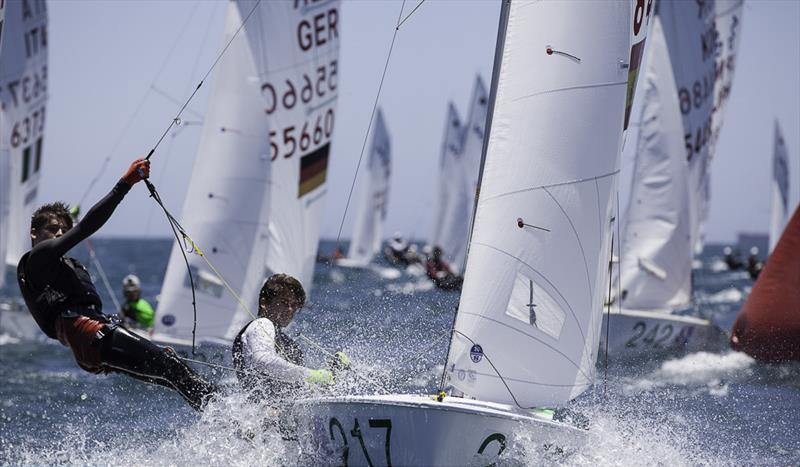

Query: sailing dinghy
left=152, top=0, right=341, bottom=364
left=601, top=0, right=744, bottom=360
left=336, top=109, right=392, bottom=270
left=0, top=0, right=48, bottom=340
left=293, top=1, right=646, bottom=463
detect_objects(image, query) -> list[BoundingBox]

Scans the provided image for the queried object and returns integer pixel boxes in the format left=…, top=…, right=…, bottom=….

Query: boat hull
left=292, top=394, right=585, bottom=466
left=599, top=309, right=727, bottom=362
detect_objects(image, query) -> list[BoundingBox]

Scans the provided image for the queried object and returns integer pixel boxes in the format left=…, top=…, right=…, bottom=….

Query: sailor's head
left=392, top=232, right=404, bottom=242
left=30, top=202, right=74, bottom=246
left=723, top=246, right=732, bottom=255
left=432, top=246, right=443, bottom=259
left=259, top=273, right=306, bottom=327
left=123, top=274, right=142, bottom=301
left=749, top=246, right=759, bottom=256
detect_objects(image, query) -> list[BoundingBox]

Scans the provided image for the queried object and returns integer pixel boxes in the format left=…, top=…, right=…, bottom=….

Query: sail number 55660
left=261, top=60, right=338, bottom=115
left=269, top=109, right=334, bottom=160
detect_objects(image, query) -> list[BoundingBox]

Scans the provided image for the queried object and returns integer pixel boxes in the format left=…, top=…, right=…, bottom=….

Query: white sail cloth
left=657, top=0, right=744, bottom=255
left=155, top=3, right=271, bottom=341
left=0, top=0, right=48, bottom=277
left=237, top=0, right=341, bottom=290
left=618, top=17, right=692, bottom=311
left=769, top=121, right=789, bottom=253
left=446, top=0, right=646, bottom=408
left=347, top=109, right=391, bottom=265
left=432, top=103, right=470, bottom=271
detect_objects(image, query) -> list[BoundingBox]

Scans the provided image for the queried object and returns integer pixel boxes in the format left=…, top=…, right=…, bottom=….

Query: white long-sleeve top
left=238, top=318, right=311, bottom=384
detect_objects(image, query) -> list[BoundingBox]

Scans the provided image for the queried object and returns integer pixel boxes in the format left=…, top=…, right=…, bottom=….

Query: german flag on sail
left=298, top=143, right=330, bottom=197
left=624, top=39, right=646, bottom=130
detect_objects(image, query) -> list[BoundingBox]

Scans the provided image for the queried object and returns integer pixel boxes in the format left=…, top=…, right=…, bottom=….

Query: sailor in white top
left=232, top=274, right=349, bottom=401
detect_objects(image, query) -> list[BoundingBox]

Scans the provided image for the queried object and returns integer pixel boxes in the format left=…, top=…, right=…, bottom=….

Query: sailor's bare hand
left=122, top=159, right=151, bottom=186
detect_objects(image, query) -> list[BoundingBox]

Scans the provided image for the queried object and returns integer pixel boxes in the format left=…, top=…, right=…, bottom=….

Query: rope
left=77, top=1, right=204, bottom=207
left=334, top=0, right=407, bottom=248
left=145, top=0, right=263, bottom=161
left=86, top=239, right=121, bottom=312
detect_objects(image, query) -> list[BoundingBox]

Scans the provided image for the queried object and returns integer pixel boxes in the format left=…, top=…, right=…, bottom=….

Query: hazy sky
left=40, top=0, right=800, bottom=244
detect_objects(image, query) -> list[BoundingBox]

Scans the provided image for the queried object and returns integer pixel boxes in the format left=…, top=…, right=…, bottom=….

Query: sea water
left=1, top=239, right=798, bottom=466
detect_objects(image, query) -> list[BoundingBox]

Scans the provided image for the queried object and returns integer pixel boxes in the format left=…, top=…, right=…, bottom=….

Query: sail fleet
left=0, top=0, right=798, bottom=463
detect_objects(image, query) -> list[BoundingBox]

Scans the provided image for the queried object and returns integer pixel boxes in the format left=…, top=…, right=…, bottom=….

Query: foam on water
left=0, top=333, right=20, bottom=346
left=624, top=351, right=755, bottom=394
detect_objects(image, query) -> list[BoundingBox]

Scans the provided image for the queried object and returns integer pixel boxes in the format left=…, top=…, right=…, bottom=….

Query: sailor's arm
left=31, top=160, right=150, bottom=261
left=245, top=320, right=328, bottom=384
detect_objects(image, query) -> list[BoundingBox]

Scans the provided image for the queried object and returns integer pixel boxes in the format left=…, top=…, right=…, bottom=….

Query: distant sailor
left=120, top=274, right=155, bottom=333
left=426, top=246, right=463, bottom=290
left=17, top=159, right=216, bottom=411
left=746, top=246, right=764, bottom=280
left=384, top=232, right=410, bottom=265
left=723, top=246, right=744, bottom=271
left=232, top=273, right=349, bottom=402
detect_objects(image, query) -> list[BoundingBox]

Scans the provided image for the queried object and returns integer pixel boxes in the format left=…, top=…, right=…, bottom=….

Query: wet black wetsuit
left=17, top=181, right=216, bottom=411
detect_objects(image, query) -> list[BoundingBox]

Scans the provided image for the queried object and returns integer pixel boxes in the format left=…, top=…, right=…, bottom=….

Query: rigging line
left=334, top=0, right=407, bottom=247
left=150, top=85, right=204, bottom=119
left=146, top=0, right=263, bottom=160
left=396, top=0, right=426, bottom=30
left=450, top=330, right=527, bottom=410
left=603, top=230, right=614, bottom=394
left=86, top=239, right=121, bottom=313
left=77, top=1, right=203, bottom=208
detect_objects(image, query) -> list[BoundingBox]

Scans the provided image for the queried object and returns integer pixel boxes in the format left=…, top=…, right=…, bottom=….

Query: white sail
left=0, top=0, right=48, bottom=274
left=237, top=0, right=341, bottom=290
left=618, top=17, right=692, bottom=311
left=432, top=102, right=470, bottom=271
left=346, top=109, right=390, bottom=266
left=658, top=0, right=744, bottom=255
left=0, top=0, right=5, bottom=289
left=155, top=3, right=271, bottom=341
left=445, top=0, right=646, bottom=408
left=769, top=121, right=789, bottom=253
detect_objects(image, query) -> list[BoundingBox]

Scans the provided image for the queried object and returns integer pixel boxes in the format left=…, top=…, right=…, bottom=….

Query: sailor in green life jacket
left=120, top=274, right=155, bottom=332
left=232, top=273, right=350, bottom=402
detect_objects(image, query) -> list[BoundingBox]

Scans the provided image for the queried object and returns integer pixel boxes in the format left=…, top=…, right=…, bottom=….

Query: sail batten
left=445, top=0, right=645, bottom=408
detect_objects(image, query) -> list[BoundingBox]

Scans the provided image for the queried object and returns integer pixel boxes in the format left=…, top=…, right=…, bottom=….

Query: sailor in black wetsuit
left=17, top=159, right=216, bottom=411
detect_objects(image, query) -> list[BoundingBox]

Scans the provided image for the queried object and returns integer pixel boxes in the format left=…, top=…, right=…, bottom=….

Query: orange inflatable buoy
left=731, top=206, right=800, bottom=361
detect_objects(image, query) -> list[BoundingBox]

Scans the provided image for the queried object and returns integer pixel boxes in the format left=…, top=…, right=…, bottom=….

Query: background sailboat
left=769, top=120, right=789, bottom=254
left=294, top=1, right=645, bottom=463
left=154, top=1, right=341, bottom=361
left=430, top=102, right=465, bottom=266
left=0, top=0, right=48, bottom=339
left=603, top=0, right=744, bottom=359
left=338, top=108, right=391, bottom=268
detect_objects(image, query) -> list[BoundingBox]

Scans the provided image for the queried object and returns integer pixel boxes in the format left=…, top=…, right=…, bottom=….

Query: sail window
left=186, top=266, right=224, bottom=298
left=21, top=145, right=31, bottom=182
left=505, top=272, right=564, bottom=340
left=34, top=137, right=43, bottom=173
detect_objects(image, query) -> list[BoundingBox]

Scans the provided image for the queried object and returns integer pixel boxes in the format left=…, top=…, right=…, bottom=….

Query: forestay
left=657, top=0, right=744, bottom=254
left=237, top=0, right=341, bottom=290
left=155, top=3, right=271, bottom=341
left=431, top=103, right=469, bottom=272
left=445, top=0, right=647, bottom=408
left=618, top=17, right=692, bottom=311
left=0, top=0, right=6, bottom=289
left=347, top=109, right=391, bottom=266
left=0, top=0, right=48, bottom=274
left=769, top=121, right=789, bottom=253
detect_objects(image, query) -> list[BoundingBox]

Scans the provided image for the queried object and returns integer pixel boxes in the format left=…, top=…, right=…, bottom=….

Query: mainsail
left=618, top=16, right=692, bottom=311
left=0, top=0, right=48, bottom=288
left=431, top=102, right=469, bottom=271
left=346, top=108, right=390, bottom=266
left=239, top=0, right=341, bottom=290
left=769, top=121, right=789, bottom=253
left=445, top=0, right=645, bottom=408
left=155, top=3, right=272, bottom=341
left=618, top=0, right=744, bottom=310
left=658, top=0, right=744, bottom=255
